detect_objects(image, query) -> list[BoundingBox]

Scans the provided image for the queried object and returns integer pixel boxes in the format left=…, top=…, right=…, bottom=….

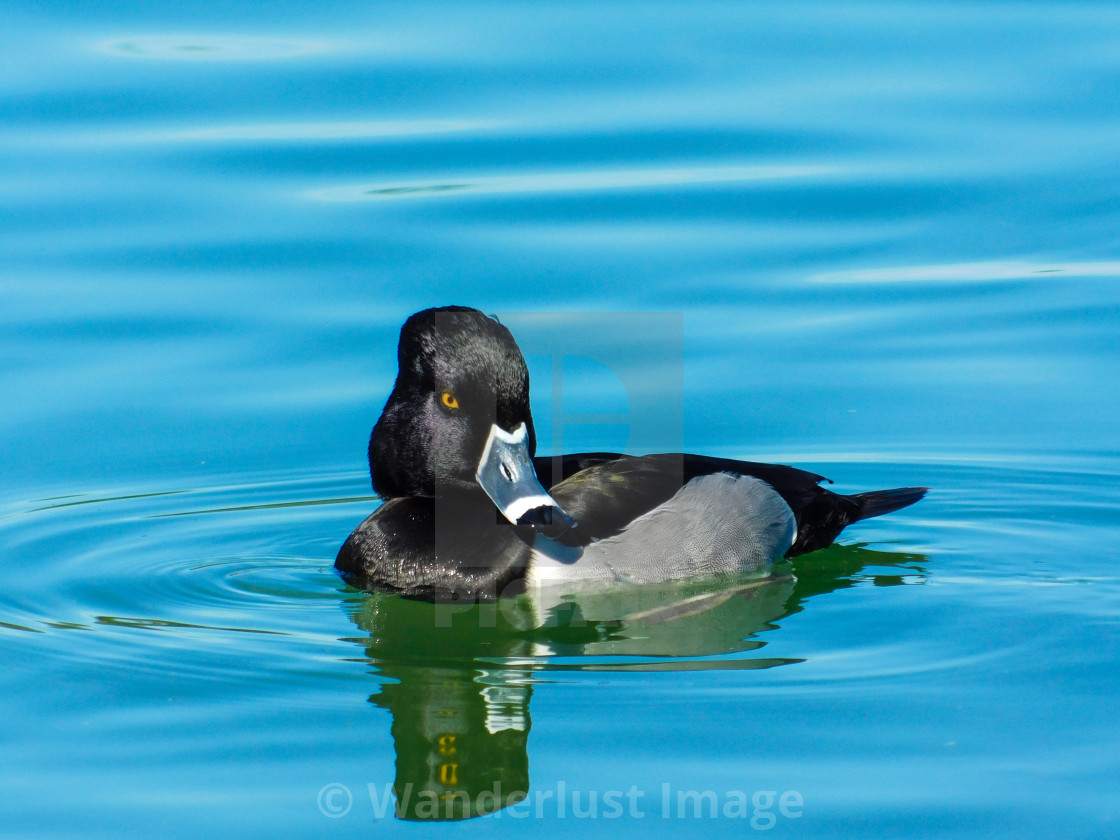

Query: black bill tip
left=515, top=505, right=578, bottom=541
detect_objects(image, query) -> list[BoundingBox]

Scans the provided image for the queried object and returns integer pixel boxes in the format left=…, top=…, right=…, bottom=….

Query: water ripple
left=96, top=34, right=330, bottom=61
left=310, top=163, right=842, bottom=202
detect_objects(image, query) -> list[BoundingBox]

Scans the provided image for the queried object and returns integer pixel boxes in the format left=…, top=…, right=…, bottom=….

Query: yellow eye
left=440, top=391, right=459, bottom=410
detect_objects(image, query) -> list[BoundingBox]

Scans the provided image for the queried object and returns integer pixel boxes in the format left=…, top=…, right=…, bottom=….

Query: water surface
left=2, top=2, right=1119, bottom=837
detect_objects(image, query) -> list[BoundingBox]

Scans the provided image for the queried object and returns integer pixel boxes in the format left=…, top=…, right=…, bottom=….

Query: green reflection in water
left=343, top=543, right=927, bottom=820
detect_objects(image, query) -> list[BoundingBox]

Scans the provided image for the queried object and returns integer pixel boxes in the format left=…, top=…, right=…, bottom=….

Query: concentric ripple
left=0, top=471, right=372, bottom=675
left=2, top=456, right=1117, bottom=680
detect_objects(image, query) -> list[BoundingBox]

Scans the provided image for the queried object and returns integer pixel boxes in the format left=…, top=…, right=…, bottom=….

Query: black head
left=369, top=306, right=537, bottom=499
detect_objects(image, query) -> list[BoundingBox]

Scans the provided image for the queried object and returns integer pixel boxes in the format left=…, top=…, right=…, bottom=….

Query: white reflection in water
left=159, top=119, right=501, bottom=142
left=4, top=119, right=501, bottom=150
left=812, top=261, right=1120, bottom=284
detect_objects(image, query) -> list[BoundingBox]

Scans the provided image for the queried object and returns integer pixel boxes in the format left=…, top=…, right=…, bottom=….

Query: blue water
left=3, top=1, right=1120, bottom=836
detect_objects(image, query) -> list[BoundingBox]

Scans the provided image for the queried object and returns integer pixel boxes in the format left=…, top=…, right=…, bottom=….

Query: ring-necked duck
left=336, top=306, right=926, bottom=602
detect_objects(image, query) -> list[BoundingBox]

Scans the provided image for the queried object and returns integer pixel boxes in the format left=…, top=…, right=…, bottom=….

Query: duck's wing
left=542, top=453, right=925, bottom=555
left=544, top=454, right=693, bottom=544
left=533, top=452, right=626, bottom=489
left=543, top=453, right=823, bottom=544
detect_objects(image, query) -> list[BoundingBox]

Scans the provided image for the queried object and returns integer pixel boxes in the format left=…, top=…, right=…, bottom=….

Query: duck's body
left=526, top=471, right=795, bottom=591
left=336, top=306, right=926, bottom=602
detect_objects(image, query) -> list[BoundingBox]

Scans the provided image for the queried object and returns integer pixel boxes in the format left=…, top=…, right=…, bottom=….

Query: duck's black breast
left=335, top=492, right=535, bottom=601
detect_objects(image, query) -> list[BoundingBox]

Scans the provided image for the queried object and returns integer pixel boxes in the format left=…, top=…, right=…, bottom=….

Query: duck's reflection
left=346, top=544, right=926, bottom=820
left=371, top=661, right=533, bottom=819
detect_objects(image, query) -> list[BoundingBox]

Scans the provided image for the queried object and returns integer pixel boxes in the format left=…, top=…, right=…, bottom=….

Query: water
left=2, top=1, right=1119, bottom=836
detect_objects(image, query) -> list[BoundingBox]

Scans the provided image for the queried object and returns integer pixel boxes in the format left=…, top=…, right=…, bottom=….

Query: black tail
left=787, top=485, right=928, bottom=556
left=850, top=486, right=928, bottom=521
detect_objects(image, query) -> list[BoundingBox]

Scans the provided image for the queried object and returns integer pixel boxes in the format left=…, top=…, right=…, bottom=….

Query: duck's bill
left=475, top=423, right=577, bottom=540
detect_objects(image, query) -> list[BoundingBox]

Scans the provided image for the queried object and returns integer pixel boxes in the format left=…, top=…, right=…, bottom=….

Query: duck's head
left=369, top=306, right=576, bottom=540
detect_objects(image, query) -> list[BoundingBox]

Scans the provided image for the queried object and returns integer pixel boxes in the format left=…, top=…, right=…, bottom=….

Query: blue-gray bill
left=474, top=423, right=578, bottom=541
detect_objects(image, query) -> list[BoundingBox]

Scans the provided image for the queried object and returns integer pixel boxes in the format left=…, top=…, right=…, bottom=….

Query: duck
left=336, top=305, right=927, bottom=603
